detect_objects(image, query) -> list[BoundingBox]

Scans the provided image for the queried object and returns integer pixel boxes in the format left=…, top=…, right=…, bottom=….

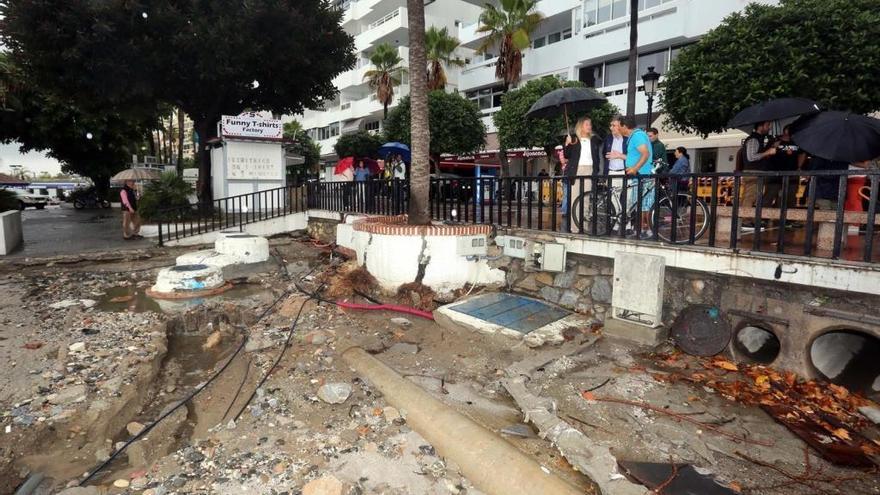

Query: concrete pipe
left=214, top=234, right=270, bottom=264
left=341, top=347, right=582, bottom=495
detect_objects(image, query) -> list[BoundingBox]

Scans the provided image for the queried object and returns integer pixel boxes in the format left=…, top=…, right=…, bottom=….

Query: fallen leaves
left=712, top=358, right=739, bottom=371
left=581, top=391, right=596, bottom=402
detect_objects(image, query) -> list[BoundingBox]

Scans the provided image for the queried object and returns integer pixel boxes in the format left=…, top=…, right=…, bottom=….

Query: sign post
left=211, top=113, right=287, bottom=209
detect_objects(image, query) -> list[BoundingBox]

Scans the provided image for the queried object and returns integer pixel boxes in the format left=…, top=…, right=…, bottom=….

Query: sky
left=0, top=142, right=63, bottom=176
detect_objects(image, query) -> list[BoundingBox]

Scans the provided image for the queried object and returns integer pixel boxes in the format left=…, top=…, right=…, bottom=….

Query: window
left=637, top=49, right=669, bottom=76
left=611, top=0, right=627, bottom=19
left=329, top=122, right=340, bottom=138
left=533, top=36, right=546, bottom=49
left=365, top=120, right=380, bottom=132
left=562, top=28, right=572, bottom=40
left=583, top=1, right=596, bottom=26
left=548, top=32, right=561, bottom=44
left=597, top=0, right=611, bottom=23
left=574, top=6, right=584, bottom=33
left=604, top=59, right=629, bottom=86
left=466, top=85, right=505, bottom=111
left=579, top=64, right=603, bottom=88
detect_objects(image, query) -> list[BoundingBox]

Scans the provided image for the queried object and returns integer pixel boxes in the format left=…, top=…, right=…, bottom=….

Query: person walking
left=563, top=116, right=602, bottom=233
left=608, top=116, right=653, bottom=238
left=120, top=179, right=142, bottom=240
left=647, top=127, right=668, bottom=170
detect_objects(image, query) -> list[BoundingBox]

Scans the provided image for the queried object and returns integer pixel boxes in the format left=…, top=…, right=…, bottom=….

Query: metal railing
left=308, top=171, right=879, bottom=264
left=156, top=185, right=307, bottom=246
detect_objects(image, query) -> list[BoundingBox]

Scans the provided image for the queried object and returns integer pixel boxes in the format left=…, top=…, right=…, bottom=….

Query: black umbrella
left=727, top=97, right=821, bottom=133
left=791, top=111, right=880, bottom=162
left=526, top=87, right=607, bottom=134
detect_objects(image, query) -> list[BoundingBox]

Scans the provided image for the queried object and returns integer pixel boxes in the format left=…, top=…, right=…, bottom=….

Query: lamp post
left=642, top=66, right=660, bottom=127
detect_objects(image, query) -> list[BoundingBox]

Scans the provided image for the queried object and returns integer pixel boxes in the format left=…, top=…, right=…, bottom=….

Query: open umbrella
left=334, top=156, right=354, bottom=175
left=791, top=111, right=880, bottom=162
left=727, top=97, right=821, bottom=133
left=526, top=87, right=607, bottom=135
left=111, top=168, right=162, bottom=183
left=379, top=142, right=411, bottom=163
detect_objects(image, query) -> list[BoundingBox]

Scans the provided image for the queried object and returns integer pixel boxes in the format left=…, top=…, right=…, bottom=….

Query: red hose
left=335, top=300, right=435, bottom=320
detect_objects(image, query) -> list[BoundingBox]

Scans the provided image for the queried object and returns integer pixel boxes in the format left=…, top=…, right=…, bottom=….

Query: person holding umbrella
left=741, top=121, right=777, bottom=219
left=563, top=116, right=602, bottom=233
left=120, top=179, right=142, bottom=240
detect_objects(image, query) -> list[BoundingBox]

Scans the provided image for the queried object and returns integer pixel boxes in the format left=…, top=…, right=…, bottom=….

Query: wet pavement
left=10, top=205, right=153, bottom=258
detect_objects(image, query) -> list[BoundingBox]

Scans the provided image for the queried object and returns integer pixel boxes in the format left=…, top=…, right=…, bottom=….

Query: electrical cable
left=77, top=276, right=292, bottom=485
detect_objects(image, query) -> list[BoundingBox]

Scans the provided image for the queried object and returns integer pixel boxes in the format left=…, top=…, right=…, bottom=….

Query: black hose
left=220, top=357, right=252, bottom=423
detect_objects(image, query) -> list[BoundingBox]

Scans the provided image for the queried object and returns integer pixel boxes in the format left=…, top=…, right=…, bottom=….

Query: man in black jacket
left=563, top=116, right=603, bottom=233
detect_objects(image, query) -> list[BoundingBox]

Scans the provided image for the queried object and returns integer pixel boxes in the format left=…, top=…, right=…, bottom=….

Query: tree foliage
left=283, top=121, right=321, bottom=173
left=384, top=90, right=486, bottom=157
left=333, top=131, right=384, bottom=159
left=0, top=53, right=153, bottom=194
left=476, top=0, right=543, bottom=89
left=425, top=27, right=464, bottom=91
left=363, top=43, right=405, bottom=119
left=661, top=0, right=880, bottom=137
left=493, top=77, right=619, bottom=154
left=138, top=171, right=193, bottom=222
left=1, top=0, right=355, bottom=201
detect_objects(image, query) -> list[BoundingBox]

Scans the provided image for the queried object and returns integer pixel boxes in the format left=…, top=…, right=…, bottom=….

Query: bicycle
left=570, top=167, right=710, bottom=244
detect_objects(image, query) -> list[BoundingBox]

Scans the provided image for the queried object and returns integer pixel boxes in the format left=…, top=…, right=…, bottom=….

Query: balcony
left=342, top=0, right=406, bottom=26
left=459, top=0, right=580, bottom=48
left=334, top=47, right=409, bottom=92
left=354, top=7, right=408, bottom=52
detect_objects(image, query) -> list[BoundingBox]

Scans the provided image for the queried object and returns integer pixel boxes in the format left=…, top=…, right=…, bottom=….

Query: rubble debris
left=396, top=282, right=438, bottom=312
left=500, top=423, right=536, bottom=438
left=652, top=353, right=880, bottom=467
left=323, top=263, right=379, bottom=300
left=391, top=317, right=413, bottom=328
left=302, top=475, right=345, bottom=495
left=317, top=383, right=353, bottom=404
left=618, top=461, right=739, bottom=495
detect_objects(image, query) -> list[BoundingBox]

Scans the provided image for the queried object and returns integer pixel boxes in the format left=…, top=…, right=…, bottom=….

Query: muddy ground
left=0, top=238, right=878, bottom=495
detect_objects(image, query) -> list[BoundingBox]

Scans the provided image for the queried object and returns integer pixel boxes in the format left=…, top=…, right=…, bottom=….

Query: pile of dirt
left=396, top=282, right=438, bottom=312
left=323, top=264, right=380, bottom=300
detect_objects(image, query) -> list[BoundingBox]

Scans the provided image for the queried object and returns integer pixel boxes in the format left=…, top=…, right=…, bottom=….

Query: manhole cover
left=449, top=293, right=569, bottom=334
left=171, top=264, right=209, bottom=272
left=671, top=305, right=731, bottom=356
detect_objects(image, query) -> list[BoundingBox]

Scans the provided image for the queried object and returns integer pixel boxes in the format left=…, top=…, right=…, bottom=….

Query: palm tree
left=425, top=26, right=464, bottom=91
left=407, top=0, right=431, bottom=225
left=626, top=0, right=639, bottom=118
left=363, top=43, right=405, bottom=119
left=475, top=0, right=543, bottom=90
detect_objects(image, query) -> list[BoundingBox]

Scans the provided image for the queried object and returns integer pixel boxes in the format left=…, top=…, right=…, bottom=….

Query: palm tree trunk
left=626, top=0, right=639, bottom=118
left=407, top=0, right=431, bottom=225
left=177, top=109, right=185, bottom=173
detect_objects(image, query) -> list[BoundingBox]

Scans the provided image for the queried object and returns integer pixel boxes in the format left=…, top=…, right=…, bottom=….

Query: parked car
left=4, top=189, right=49, bottom=210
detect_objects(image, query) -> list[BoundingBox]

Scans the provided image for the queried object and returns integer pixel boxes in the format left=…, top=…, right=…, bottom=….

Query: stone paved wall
left=307, top=218, right=339, bottom=245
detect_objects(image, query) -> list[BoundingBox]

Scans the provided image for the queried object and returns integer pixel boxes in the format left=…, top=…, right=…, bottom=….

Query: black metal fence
left=157, top=185, right=307, bottom=246
left=311, top=170, right=879, bottom=263
left=158, top=171, right=880, bottom=264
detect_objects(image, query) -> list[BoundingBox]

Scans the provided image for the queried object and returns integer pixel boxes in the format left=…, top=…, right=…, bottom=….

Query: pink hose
left=335, top=300, right=435, bottom=320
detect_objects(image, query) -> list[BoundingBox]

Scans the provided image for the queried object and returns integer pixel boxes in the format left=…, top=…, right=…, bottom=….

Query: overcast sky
left=0, top=142, right=63, bottom=176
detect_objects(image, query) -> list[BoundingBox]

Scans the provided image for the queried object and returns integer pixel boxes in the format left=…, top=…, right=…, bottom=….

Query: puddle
left=96, top=283, right=274, bottom=314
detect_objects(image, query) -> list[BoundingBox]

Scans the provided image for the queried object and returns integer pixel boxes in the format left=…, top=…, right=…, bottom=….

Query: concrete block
left=214, top=234, right=270, bottom=263
left=603, top=317, right=668, bottom=346
left=0, top=210, right=23, bottom=255
left=151, top=264, right=225, bottom=294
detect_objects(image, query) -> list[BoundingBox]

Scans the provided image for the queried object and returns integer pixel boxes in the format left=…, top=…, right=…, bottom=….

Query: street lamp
left=642, top=66, right=661, bottom=127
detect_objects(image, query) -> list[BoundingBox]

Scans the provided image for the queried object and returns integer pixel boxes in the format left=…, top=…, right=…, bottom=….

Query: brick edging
left=351, top=215, right=491, bottom=236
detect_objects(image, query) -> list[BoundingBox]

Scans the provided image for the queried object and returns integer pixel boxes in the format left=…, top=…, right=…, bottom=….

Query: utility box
left=533, top=242, right=566, bottom=272
left=611, top=252, right=665, bottom=328
left=456, top=235, right=488, bottom=256
left=496, top=235, right=529, bottom=259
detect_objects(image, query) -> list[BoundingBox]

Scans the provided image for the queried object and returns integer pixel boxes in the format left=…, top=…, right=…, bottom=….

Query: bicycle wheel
left=652, top=194, right=709, bottom=244
left=572, top=189, right=616, bottom=235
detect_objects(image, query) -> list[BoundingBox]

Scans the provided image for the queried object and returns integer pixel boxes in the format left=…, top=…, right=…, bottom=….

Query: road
left=9, top=205, right=154, bottom=258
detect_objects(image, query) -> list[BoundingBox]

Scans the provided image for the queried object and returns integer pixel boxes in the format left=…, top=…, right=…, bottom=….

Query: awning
left=663, top=134, right=747, bottom=150
left=341, top=118, right=364, bottom=134
left=438, top=161, right=501, bottom=169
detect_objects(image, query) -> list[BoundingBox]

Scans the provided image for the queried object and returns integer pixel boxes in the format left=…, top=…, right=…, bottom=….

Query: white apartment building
left=297, top=0, right=778, bottom=174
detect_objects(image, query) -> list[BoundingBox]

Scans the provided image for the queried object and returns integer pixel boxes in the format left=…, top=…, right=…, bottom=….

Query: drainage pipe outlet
left=341, top=347, right=582, bottom=495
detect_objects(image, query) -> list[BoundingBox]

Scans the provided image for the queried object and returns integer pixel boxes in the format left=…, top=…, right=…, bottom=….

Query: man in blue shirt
left=607, top=116, right=654, bottom=237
